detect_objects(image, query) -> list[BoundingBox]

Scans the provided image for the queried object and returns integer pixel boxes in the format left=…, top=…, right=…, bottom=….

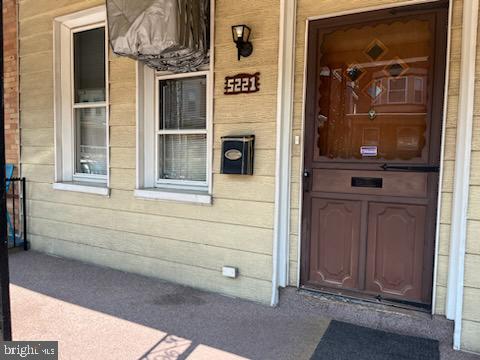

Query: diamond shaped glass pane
left=346, top=66, right=364, bottom=82
left=386, top=60, right=409, bottom=78
left=364, top=80, right=384, bottom=100
left=365, top=40, right=387, bottom=61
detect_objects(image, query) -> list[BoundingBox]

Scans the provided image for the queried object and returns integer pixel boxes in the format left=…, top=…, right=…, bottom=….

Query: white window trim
left=53, top=6, right=110, bottom=195
left=134, top=188, right=212, bottom=205
left=135, top=1, right=214, bottom=205
left=52, top=181, right=110, bottom=196
left=136, top=65, right=213, bottom=204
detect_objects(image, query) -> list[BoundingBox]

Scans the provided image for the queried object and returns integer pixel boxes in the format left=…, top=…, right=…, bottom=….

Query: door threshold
left=299, top=286, right=432, bottom=315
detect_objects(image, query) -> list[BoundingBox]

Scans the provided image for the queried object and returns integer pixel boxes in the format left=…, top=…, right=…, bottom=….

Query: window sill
left=134, top=188, right=212, bottom=205
left=53, top=182, right=110, bottom=196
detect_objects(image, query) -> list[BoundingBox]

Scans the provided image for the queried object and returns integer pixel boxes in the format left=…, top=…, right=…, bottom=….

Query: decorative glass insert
left=364, top=39, right=388, bottom=61
left=345, top=64, right=365, bottom=82
left=386, top=58, right=409, bottom=78
left=364, top=79, right=385, bottom=101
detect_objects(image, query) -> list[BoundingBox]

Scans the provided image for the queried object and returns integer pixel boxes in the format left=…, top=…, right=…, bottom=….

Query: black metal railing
left=6, top=177, right=27, bottom=250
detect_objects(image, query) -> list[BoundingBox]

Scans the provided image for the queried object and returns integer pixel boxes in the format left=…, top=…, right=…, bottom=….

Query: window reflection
left=315, top=19, right=431, bottom=162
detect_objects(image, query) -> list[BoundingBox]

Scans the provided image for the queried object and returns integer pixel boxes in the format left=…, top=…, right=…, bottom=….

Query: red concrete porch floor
left=8, top=251, right=480, bottom=360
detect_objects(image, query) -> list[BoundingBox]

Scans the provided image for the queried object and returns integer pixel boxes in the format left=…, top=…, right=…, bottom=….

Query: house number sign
left=224, top=72, right=260, bottom=95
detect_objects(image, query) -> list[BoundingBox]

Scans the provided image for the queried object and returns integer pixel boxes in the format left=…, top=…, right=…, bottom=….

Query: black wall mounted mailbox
left=221, top=135, right=255, bottom=175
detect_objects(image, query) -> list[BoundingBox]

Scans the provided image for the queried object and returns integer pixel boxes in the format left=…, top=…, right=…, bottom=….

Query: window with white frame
left=54, top=7, right=109, bottom=193
left=156, top=73, right=208, bottom=188
left=136, top=67, right=212, bottom=202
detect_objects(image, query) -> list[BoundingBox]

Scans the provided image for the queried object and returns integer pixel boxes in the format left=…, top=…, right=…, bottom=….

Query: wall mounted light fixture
left=232, top=25, right=253, bottom=61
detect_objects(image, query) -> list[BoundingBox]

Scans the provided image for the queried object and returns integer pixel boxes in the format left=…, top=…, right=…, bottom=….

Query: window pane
left=158, top=134, right=207, bottom=182
left=388, top=78, right=407, bottom=103
left=74, top=27, right=106, bottom=103
left=159, top=76, right=207, bottom=130
left=75, top=107, right=107, bottom=176
left=314, top=18, right=432, bottom=161
left=414, top=77, right=424, bottom=103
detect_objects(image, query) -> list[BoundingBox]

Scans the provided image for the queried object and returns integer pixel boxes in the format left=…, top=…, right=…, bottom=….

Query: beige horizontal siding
left=19, top=0, right=280, bottom=303
left=28, top=218, right=272, bottom=281
left=468, top=186, right=480, bottom=219
left=26, top=200, right=271, bottom=253
left=463, top=287, right=480, bottom=322
left=212, top=96, right=278, bottom=124
left=213, top=122, right=277, bottom=150
left=27, top=183, right=274, bottom=231
left=461, top=320, right=480, bottom=353
left=467, top=220, right=480, bottom=254
left=435, top=285, right=447, bottom=315
left=464, top=254, right=480, bottom=289
left=29, top=234, right=272, bottom=303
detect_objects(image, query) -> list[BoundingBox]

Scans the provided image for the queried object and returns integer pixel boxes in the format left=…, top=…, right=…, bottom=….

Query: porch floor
left=8, top=251, right=480, bottom=360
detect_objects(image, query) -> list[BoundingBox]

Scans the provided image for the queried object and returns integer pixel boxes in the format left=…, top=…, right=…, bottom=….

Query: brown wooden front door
left=301, top=3, right=448, bottom=307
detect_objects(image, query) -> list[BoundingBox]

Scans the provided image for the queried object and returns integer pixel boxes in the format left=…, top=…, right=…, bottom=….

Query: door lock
left=303, top=169, right=312, bottom=192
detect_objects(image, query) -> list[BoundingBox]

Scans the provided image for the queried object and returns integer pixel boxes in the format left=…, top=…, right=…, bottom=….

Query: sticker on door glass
left=360, top=146, right=378, bottom=157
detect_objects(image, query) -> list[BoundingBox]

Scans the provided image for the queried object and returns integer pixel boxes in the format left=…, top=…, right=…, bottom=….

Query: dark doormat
left=311, top=320, right=439, bottom=360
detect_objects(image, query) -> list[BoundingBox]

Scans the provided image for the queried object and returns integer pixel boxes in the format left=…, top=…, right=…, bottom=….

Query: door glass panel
left=315, top=19, right=432, bottom=162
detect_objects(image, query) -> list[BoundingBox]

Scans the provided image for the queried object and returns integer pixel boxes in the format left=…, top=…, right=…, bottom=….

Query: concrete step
left=280, top=287, right=452, bottom=341
left=279, top=287, right=480, bottom=359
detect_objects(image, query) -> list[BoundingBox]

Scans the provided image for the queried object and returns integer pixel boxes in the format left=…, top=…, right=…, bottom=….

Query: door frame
left=293, top=0, right=453, bottom=315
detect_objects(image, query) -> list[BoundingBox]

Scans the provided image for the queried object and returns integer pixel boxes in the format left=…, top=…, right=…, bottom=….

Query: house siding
left=18, top=0, right=280, bottom=304
left=3, top=0, right=19, bottom=169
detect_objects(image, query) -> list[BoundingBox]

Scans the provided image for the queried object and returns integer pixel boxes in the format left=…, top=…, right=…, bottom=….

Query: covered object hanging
left=106, top=0, right=210, bottom=73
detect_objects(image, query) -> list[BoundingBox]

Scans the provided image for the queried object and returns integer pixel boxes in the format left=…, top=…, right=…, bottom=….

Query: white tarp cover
left=106, top=0, right=209, bottom=72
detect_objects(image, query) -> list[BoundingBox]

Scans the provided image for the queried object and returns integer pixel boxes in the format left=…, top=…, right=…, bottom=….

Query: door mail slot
left=351, top=177, right=383, bottom=188
left=221, top=135, right=255, bottom=175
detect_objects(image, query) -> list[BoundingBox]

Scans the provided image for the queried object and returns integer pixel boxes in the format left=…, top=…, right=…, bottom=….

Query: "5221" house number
left=224, top=72, right=260, bottom=95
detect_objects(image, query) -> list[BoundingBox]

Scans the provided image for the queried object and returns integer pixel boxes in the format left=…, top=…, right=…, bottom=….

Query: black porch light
left=232, top=25, right=253, bottom=60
